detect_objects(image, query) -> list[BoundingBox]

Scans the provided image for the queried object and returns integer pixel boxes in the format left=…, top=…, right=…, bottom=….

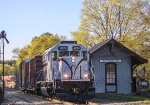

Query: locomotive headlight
left=83, top=73, right=89, bottom=79
left=63, top=74, right=70, bottom=80
left=64, top=74, right=68, bottom=78
left=83, top=74, right=88, bottom=78
left=71, top=56, right=75, bottom=62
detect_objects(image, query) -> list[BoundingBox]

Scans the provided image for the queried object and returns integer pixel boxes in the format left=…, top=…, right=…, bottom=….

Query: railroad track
left=2, top=89, right=90, bottom=105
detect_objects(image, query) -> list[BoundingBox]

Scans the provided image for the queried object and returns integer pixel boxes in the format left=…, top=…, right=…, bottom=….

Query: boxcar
left=20, top=56, right=43, bottom=93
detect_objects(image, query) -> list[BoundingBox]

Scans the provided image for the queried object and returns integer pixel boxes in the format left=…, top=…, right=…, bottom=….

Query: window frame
left=59, top=51, right=69, bottom=57
left=51, top=51, right=57, bottom=61
left=82, top=51, right=87, bottom=59
left=70, top=51, right=80, bottom=56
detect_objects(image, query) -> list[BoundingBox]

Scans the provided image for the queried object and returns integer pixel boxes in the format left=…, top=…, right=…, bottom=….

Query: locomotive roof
left=24, top=58, right=32, bottom=63
left=60, top=41, right=77, bottom=44
left=44, top=41, right=87, bottom=54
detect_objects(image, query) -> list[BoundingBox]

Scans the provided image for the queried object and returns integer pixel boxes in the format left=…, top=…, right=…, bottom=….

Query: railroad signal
left=0, top=31, right=9, bottom=44
left=0, top=30, right=9, bottom=99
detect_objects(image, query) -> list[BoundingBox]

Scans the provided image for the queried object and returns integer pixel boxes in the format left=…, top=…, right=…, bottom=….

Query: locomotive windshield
left=59, top=51, right=69, bottom=57
left=70, top=51, right=80, bottom=56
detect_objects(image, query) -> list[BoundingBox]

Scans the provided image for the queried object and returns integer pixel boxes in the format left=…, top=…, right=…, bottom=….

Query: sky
left=0, top=0, right=83, bottom=60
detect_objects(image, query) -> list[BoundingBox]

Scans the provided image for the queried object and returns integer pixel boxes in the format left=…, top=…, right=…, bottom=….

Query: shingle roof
left=89, top=38, right=113, bottom=54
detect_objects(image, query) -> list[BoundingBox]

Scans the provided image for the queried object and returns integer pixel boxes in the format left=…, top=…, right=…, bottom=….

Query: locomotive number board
left=72, top=46, right=81, bottom=50
left=58, top=46, right=68, bottom=50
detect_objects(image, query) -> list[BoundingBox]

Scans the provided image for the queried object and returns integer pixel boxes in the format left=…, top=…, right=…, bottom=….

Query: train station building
left=89, top=38, right=147, bottom=93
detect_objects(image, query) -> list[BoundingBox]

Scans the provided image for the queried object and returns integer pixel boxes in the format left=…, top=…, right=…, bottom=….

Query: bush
left=138, top=88, right=150, bottom=96
left=96, top=93, right=150, bottom=102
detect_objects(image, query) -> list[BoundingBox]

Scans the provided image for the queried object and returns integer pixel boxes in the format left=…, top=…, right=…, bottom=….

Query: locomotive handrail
left=36, top=71, right=42, bottom=82
left=54, top=69, right=60, bottom=80
left=90, top=66, right=95, bottom=81
left=36, top=70, right=44, bottom=73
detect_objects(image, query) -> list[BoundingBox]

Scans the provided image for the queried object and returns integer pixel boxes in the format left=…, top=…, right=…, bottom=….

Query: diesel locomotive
left=19, top=41, right=94, bottom=98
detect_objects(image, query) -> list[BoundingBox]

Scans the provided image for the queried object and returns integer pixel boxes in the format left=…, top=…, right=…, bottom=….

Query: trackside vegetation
left=96, top=93, right=150, bottom=103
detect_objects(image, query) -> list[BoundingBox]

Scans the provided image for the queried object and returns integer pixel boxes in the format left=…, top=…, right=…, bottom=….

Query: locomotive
left=20, top=41, right=94, bottom=99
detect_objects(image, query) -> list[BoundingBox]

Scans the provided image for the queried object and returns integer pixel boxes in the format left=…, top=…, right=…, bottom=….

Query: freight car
left=20, top=56, right=43, bottom=94
left=20, top=41, right=94, bottom=100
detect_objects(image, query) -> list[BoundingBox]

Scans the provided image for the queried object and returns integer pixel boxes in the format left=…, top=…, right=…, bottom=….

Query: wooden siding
left=92, top=44, right=132, bottom=93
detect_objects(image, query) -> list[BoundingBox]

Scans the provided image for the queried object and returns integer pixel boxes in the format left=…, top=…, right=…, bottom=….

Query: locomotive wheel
left=52, top=88, right=56, bottom=98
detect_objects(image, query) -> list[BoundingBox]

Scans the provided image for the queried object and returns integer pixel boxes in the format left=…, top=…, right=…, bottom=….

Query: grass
left=96, top=93, right=150, bottom=104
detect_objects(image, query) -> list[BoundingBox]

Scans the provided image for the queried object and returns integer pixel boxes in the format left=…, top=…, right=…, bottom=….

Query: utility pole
left=0, top=30, right=9, bottom=99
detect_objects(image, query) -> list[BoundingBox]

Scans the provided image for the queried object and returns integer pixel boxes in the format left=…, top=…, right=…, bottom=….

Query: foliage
left=12, top=48, right=20, bottom=59
left=146, top=59, right=150, bottom=84
left=72, top=0, right=142, bottom=42
left=0, top=64, right=16, bottom=78
left=71, top=30, right=106, bottom=48
left=0, top=60, right=16, bottom=78
left=72, top=0, right=150, bottom=48
left=13, top=32, right=61, bottom=65
left=0, top=60, right=16, bottom=66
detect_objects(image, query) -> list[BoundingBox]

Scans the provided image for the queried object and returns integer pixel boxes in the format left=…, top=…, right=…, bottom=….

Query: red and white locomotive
left=20, top=41, right=94, bottom=99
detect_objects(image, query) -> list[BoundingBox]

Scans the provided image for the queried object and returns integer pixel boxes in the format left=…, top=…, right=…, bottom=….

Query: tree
left=72, top=0, right=148, bottom=46
left=136, top=0, right=150, bottom=28
left=28, top=33, right=60, bottom=57
left=12, top=48, right=20, bottom=59
left=0, top=64, right=15, bottom=77
left=15, top=33, right=61, bottom=64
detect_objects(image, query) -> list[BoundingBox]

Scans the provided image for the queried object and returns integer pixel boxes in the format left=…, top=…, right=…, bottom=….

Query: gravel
left=2, top=89, right=149, bottom=105
left=2, top=89, right=62, bottom=105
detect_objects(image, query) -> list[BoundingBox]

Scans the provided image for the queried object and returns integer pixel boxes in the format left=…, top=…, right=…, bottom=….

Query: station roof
left=89, top=38, right=148, bottom=65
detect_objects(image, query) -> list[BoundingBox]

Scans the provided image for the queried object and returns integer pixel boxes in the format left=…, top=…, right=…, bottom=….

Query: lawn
left=96, top=93, right=150, bottom=104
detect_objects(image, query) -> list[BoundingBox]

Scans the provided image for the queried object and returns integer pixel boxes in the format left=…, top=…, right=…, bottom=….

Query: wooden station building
left=89, top=38, right=147, bottom=93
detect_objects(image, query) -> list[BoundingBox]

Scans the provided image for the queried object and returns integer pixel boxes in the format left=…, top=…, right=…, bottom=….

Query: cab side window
left=82, top=51, right=87, bottom=59
left=52, top=51, right=57, bottom=60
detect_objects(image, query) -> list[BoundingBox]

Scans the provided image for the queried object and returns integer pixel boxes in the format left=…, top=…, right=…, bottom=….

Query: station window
left=59, top=51, right=69, bottom=57
left=105, top=63, right=116, bottom=84
left=70, top=51, right=80, bottom=56
left=51, top=51, right=57, bottom=60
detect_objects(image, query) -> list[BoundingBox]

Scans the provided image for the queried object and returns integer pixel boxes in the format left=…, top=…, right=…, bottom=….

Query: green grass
left=96, top=93, right=150, bottom=103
